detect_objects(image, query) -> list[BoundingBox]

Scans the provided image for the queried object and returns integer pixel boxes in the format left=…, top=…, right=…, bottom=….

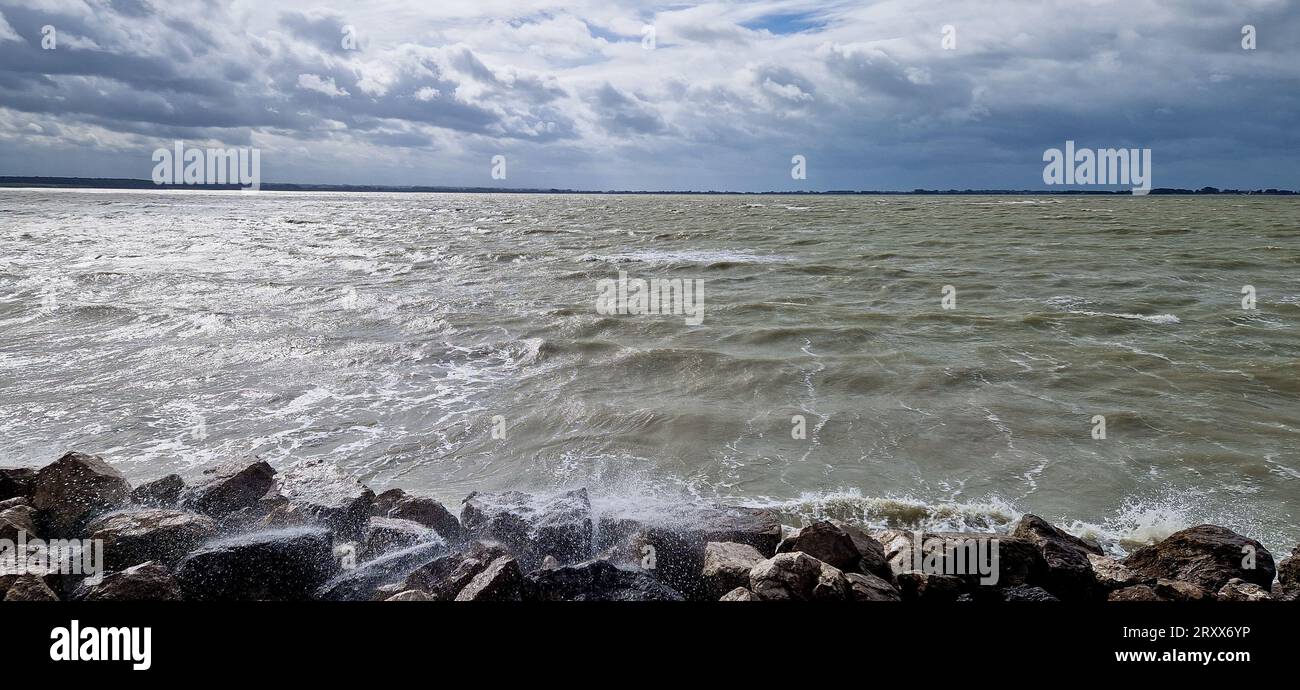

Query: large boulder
left=749, top=552, right=850, bottom=601
left=0, top=503, right=37, bottom=542
left=402, top=542, right=511, bottom=600
left=701, top=541, right=765, bottom=599
left=382, top=495, right=462, bottom=544
left=894, top=571, right=964, bottom=601
left=74, top=562, right=183, bottom=601
left=845, top=572, right=902, bottom=602
left=1122, top=525, right=1274, bottom=592
left=461, top=488, right=592, bottom=568
left=526, top=559, right=686, bottom=601
left=3, top=573, right=59, bottom=601
left=454, top=555, right=524, bottom=601
left=130, top=474, right=185, bottom=508
left=30, top=452, right=131, bottom=536
left=176, top=527, right=337, bottom=601
left=1011, top=514, right=1102, bottom=600
left=596, top=503, right=782, bottom=600
left=277, top=461, right=375, bottom=540
left=880, top=530, right=1044, bottom=590
left=315, top=540, right=447, bottom=601
left=180, top=458, right=277, bottom=518
left=87, top=508, right=219, bottom=570
left=359, top=517, right=440, bottom=560
left=777, top=521, right=861, bottom=571
left=0, top=467, right=36, bottom=501
left=831, top=520, right=893, bottom=581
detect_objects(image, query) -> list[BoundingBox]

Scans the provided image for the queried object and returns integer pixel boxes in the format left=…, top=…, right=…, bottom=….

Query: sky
left=0, top=0, right=1296, bottom=191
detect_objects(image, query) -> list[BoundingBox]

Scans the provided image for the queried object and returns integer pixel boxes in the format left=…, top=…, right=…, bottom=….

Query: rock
left=596, top=503, right=782, bottom=600
left=884, top=531, right=1045, bottom=589
left=87, top=508, right=219, bottom=570
left=777, top=520, right=861, bottom=572
left=3, top=574, right=59, bottom=601
left=845, top=572, right=902, bottom=602
left=371, top=489, right=408, bottom=516
left=384, top=496, right=462, bottom=543
left=315, top=540, right=447, bottom=601
left=360, top=517, right=439, bottom=560
left=999, top=585, right=1060, bottom=602
left=130, top=474, right=185, bottom=508
left=749, top=552, right=851, bottom=601
left=1109, top=585, right=1163, bottom=601
left=461, top=488, right=592, bottom=568
left=1011, top=515, right=1101, bottom=600
left=385, top=589, right=435, bottom=602
left=1, top=545, right=63, bottom=596
left=0, top=496, right=28, bottom=511
left=0, top=504, right=37, bottom=542
left=830, top=519, right=893, bottom=581
left=277, top=461, right=375, bottom=540
left=0, top=467, right=37, bottom=501
left=540, top=555, right=560, bottom=569
left=181, top=458, right=277, bottom=518
left=1216, top=578, right=1270, bottom=602
left=1088, top=554, right=1141, bottom=591
left=75, top=562, right=182, bottom=601
left=454, top=555, right=524, bottom=601
left=1153, top=578, right=1209, bottom=602
left=1277, top=545, right=1299, bottom=592
left=1123, top=524, right=1274, bottom=592
left=701, top=542, right=765, bottom=599
left=30, top=452, right=131, bottom=536
left=895, top=571, right=965, bottom=601
left=401, top=542, right=511, bottom=599
left=526, top=559, right=686, bottom=601
left=176, top=527, right=337, bottom=601
left=719, top=587, right=762, bottom=601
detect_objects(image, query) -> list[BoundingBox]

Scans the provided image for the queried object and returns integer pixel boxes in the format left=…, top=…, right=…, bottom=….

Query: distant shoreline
left=1, top=176, right=1296, bottom=196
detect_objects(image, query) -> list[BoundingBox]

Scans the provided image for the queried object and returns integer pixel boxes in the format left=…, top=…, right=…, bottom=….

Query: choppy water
left=2, top=190, right=1298, bottom=554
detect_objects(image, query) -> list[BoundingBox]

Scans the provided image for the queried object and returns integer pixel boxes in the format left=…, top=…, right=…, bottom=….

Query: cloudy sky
left=0, top=0, right=1296, bottom=191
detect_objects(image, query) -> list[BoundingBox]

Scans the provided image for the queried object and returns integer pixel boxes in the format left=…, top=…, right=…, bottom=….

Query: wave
left=1066, top=310, right=1180, bottom=324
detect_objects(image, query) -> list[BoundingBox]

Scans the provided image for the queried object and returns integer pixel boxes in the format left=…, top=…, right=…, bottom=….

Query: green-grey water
left=1, top=190, right=1297, bottom=553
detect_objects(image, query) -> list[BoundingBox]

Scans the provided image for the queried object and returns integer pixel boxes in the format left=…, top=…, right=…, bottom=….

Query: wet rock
left=701, top=541, right=765, bottom=599
left=181, top=458, right=277, bottom=519
left=3, top=573, right=59, bottom=601
left=385, top=589, right=435, bottom=602
left=845, top=572, right=902, bottom=602
left=75, top=562, right=182, bottom=601
left=360, top=517, right=439, bottom=560
left=1, top=545, right=63, bottom=596
left=130, top=474, right=185, bottom=508
left=0, top=496, right=28, bottom=511
left=895, top=571, right=964, bottom=601
left=1153, top=578, right=1209, bottom=602
left=371, top=489, right=408, bottom=517
left=454, top=555, right=523, bottom=601
left=596, top=503, right=782, bottom=600
left=1277, top=545, right=1299, bottom=592
left=176, top=527, right=337, bottom=601
left=1108, top=585, right=1162, bottom=601
left=1216, top=578, right=1270, bottom=602
left=0, top=467, right=36, bottom=501
left=526, top=559, right=686, bottom=601
left=315, top=540, right=447, bottom=601
left=830, top=519, right=893, bottom=581
left=0, top=504, right=37, bottom=541
left=540, top=555, right=560, bottom=569
left=384, top=496, right=462, bottom=543
left=777, top=520, right=861, bottom=572
left=1123, top=525, right=1274, bottom=592
left=461, top=488, right=592, bottom=568
left=882, top=531, right=1044, bottom=589
left=30, top=452, right=131, bottom=537
left=87, top=508, right=218, bottom=570
left=998, top=585, right=1060, bottom=602
left=277, top=461, right=375, bottom=540
left=1088, top=554, right=1142, bottom=591
left=401, top=542, right=510, bottom=599
left=1012, top=514, right=1102, bottom=600
left=749, top=552, right=850, bottom=601
left=719, top=587, right=762, bottom=601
